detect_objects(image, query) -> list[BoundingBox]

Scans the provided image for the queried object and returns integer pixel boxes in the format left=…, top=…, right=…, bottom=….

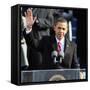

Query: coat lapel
left=63, top=38, right=71, bottom=68
left=64, top=39, right=70, bottom=53
left=51, top=35, right=57, bottom=51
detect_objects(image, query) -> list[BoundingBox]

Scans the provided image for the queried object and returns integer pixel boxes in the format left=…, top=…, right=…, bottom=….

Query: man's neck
left=55, top=36, right=65, bottom=43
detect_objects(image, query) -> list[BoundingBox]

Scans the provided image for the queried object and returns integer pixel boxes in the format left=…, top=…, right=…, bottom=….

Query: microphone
left=58, top=50, right=64, bottom=63
left=51, top=50, right=58, bottom=64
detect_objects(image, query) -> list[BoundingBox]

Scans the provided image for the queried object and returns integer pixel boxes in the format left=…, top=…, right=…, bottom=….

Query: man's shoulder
left=70, top=41, right=77, bottom=48
left=66, top=38, right=77, bottom=47
left=41, top=35, right=55, bottom=45
left=41, top=36, right=51, bottom=42
left=42, top=36, right=50, bottom=39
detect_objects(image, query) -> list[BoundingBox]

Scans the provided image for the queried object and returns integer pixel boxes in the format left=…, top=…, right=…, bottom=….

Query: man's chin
left=57, top=35, right=64, bottom=39
left=57, top=37, right=63, bottom=40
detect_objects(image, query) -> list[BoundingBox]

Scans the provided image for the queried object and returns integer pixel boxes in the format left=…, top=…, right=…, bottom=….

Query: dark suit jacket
left=24, top=30, right=80, bottom=69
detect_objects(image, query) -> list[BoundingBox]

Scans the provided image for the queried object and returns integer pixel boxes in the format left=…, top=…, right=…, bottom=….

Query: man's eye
left=58, top=27, right=65, bottom=30
left=63, top=28, right=65, bottom=30
left=58, top=27, right=61, bottom=29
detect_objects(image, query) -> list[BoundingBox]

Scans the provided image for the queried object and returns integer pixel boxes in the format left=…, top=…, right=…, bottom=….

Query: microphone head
left=58, top=50, right=64, bottom=59
left=51, top=50, right=58, bottom=58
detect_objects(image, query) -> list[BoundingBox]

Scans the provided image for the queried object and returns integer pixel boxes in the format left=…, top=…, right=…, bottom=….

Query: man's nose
left=59, top=29, right=63, bottom=32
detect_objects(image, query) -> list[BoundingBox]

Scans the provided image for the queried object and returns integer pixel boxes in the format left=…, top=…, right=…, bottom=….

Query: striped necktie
left=57, top=42, right=61, bottom=53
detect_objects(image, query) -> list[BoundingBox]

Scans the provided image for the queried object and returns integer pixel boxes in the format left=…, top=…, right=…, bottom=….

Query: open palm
left=24, top=8, right=37, bottom=29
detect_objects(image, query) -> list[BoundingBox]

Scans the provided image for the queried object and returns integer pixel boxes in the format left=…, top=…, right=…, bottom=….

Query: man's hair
left=54, top=17, right=68, bottom=26
left=51, top=17, right=69, bottom=36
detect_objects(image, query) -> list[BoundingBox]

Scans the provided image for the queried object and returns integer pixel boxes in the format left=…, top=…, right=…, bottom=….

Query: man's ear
left=65, top=28, right=68, bottom=34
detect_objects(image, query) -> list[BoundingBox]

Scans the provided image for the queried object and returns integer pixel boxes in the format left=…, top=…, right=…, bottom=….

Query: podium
left=21, top=69, right=86, bottom=83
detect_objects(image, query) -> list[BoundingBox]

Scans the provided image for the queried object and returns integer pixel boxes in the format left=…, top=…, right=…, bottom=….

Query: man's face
left=54, top=22, right=68, bottom=40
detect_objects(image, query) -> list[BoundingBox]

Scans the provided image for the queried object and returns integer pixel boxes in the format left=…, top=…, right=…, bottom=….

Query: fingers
left=24, top=8, right=33, bottom=17
left=24, top=8, right=37, bottom=27
left=27, top=8, right=33, bottom=16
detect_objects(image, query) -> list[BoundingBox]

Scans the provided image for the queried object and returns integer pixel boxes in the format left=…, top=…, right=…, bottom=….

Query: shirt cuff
left=26, top=28, right=32, bottom=34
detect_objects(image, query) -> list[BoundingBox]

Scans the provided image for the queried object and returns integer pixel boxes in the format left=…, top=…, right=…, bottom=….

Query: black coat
left=24, top=30, right=80, bottom=69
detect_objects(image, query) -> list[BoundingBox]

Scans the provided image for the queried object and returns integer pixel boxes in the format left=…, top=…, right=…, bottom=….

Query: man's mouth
left=58, top=33, right=64, bottom=36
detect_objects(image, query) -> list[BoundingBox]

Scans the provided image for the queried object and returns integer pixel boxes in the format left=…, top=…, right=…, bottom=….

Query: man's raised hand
left=24, top=8, right=37, bottom=30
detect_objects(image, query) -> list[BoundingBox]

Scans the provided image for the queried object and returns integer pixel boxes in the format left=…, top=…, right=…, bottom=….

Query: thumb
left=33, top=17, right=37, bottom=23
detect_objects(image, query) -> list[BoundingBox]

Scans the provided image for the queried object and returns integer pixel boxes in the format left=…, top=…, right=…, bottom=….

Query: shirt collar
left=55, top=36, right=65, bottom=45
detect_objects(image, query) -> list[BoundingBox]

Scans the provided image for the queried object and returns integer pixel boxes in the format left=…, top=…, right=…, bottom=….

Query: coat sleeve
left=23, top=29, right=43, bottom=52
